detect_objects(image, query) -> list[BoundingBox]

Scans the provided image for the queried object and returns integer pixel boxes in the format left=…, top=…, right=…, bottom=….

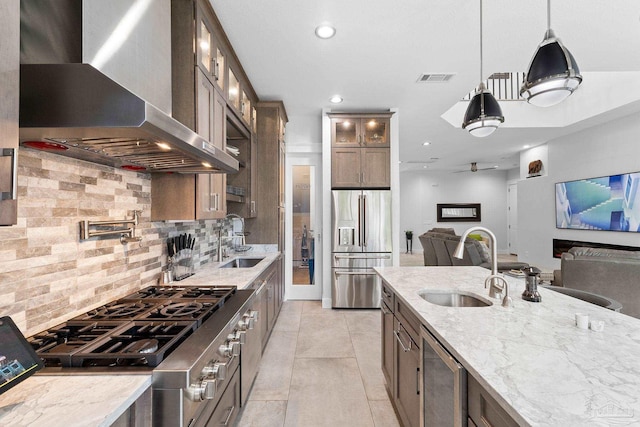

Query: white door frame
left=285, top=153, right=322, bottom=300
left=508, top=182, right=518, bottom=255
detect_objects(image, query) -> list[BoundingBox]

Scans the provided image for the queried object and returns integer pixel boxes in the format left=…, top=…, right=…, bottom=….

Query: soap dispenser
left=522, top=266, right=542, bottom=302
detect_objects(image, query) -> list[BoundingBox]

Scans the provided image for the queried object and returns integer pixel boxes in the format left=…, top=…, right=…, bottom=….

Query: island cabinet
left=329, top=113, right=393, bottom=189
left=381, top=283, right=421, bottom=427
left=468, top=375, right=519, bottom=427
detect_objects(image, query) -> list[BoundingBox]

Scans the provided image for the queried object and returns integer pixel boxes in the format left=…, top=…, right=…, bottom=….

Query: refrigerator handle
left=362, top=194, right=367, bottom=247
left=357, top=194, right=362, bottom=246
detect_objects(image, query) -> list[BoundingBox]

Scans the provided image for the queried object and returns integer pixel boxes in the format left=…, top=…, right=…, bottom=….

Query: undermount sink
left=418, top=290, right=493, bottom=307
left=219, top=257, right=265, bottom=269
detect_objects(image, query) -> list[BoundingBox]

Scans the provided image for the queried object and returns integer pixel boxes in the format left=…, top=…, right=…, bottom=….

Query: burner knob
left=203, top=361, right=227, bottom=381
left=187, top=378, right=216, bottom=402
left=218, top=340, right=240, bottom=358
left=228, top=330, right=246, bottom=345
left=239, top=315, right=255, bottom=331
left=249, top=310, right=259, bottom=323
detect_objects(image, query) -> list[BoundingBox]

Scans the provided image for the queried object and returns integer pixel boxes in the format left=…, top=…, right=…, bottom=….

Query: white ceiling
left=209, top=0, right=640, bottom=172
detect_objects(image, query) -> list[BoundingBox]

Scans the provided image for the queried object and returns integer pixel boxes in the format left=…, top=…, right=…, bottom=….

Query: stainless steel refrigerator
left=332, top=190, right=392, bottom=308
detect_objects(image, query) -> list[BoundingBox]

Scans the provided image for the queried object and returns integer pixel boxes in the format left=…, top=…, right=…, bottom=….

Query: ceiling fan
left=453, top=162, right=498, bottom=173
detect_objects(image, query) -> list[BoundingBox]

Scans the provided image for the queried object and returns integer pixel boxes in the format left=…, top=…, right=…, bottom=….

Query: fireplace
left=553, top=239, right=640, bottom=259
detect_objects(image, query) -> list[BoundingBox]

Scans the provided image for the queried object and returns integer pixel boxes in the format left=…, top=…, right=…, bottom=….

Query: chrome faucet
left=224, top=213, right=246, bottom=246
left=217, top=214, right=245, bottom=262
left=453, top=226, right=508, bottom=303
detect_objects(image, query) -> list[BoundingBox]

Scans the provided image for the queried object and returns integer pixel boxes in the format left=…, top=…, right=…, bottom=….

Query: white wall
left=518, top=111, right=640, bottom=271
left=400, top=169, right=510, bottom=252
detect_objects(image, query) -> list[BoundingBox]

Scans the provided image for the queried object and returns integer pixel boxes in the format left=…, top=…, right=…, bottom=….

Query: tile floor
left=236, top=301, right=400, bottom=427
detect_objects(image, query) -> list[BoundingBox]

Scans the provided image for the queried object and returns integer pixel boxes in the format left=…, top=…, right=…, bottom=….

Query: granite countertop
left=375, top=266, right=640, bottom=426
left=176, top=250, right=281, bottom=289
left=0, top=250, right=280, bottom=426
left=0, top=375, right=151, bottom=427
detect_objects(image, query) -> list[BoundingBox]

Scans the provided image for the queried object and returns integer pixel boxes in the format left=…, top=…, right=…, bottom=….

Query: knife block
left=172, top=250, right=194, bottom=281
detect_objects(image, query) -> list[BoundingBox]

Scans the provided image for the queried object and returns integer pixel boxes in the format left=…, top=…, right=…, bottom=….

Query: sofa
left=418, top=228, right=529, bottom=272
left=559, top=246, right=640, bottom=318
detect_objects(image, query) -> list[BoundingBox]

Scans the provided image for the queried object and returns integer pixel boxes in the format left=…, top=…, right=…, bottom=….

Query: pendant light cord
left=479, top=0, right=485, bottom=115
left=479, top=0, right=483, bottom=82
left=547, top=0, right=551, bottom=31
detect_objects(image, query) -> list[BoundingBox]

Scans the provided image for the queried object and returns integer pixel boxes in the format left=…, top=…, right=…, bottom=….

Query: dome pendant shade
left=462, top=85, right=504, bottom=138
left=520, top=29, right=582, bottom=107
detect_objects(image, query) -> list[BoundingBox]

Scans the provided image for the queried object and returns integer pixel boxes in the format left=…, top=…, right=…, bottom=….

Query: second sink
left=219, top=257, right=264, bottom=269
left=419, top=290, right=493, bottom=307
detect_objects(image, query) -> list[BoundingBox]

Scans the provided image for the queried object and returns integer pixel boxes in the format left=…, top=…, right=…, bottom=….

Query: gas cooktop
left=28, top=286, right=237, bottom=370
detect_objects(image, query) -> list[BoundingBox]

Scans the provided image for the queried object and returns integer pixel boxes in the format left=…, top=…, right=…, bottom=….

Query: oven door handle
left=222, top=404, right=236, bottom=426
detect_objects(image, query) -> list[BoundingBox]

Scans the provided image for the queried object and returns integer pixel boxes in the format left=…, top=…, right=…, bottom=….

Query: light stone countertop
left=0, top=249, right=280, bottom=426
left=0, top=375, right=151, bottom=427
left=175, top=250, right=281, bottom=289
left=375, top=266, right=640, bottom=427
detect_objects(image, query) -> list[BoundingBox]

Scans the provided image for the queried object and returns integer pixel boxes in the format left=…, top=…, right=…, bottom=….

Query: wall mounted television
left=555, top=172, right=640, bottom=232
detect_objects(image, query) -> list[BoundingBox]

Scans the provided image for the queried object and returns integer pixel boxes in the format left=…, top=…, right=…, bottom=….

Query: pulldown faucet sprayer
left=454, top=226, right=510, bottom=306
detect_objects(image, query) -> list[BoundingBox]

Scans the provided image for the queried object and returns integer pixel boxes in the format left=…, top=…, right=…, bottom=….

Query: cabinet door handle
left=214, top=60, right=219, bottom=80
left=393, top=327, right=412, bottom=352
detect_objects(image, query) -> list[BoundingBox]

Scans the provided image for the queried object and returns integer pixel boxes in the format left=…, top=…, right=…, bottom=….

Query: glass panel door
left=292, top=165, right=314, bottom=285
left=286, top=155, right=322, bottom=301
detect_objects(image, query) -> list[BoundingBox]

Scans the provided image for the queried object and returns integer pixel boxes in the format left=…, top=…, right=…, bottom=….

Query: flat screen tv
left=555, top=172, right=640, bottom=232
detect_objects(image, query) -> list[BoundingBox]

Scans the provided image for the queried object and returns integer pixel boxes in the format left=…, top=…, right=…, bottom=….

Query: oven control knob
left=202, top=361, right=227, bottom=381
left=202, top=379, right=216, bottom=400
left=239, top=315, right=255, bottom=331
left=187, top=378, right=216, bottom=402
left=228, top=330, right=246, bottom=345
left=249, top=310, right=259, bottom=323
left=218, top=341, right=240, bottom=357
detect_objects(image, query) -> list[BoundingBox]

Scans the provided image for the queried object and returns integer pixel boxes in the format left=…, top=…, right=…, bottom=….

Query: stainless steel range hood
left=19, top=0, right=238, bottom=174
left=20, top=64, right=238, bottom=174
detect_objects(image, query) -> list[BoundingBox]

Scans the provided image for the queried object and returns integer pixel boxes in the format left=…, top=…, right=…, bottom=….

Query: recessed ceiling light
left=315, top=24, right=336, bottom=39
left=422, top=141, right=431, bottom=146
left=330, top=95, right=343, bottom=104
left=523, top=144, right=531, bottom=149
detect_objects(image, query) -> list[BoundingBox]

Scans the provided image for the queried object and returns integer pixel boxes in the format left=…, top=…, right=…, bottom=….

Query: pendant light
left=520, top=0, right=582, bottom=107
left=462, top=0, right=504, bottom=137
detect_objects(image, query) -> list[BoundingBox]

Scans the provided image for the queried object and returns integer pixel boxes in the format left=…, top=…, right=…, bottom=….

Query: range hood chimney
left=19, top=0, right=238, bottom=174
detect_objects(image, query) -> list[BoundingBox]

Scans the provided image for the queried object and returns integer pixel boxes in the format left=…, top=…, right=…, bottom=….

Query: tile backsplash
left=0, top=149, right=227, bottom=336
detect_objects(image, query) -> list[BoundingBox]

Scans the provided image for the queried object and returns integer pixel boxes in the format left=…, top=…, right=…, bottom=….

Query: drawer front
left=395, top=298, right=420, bottom=342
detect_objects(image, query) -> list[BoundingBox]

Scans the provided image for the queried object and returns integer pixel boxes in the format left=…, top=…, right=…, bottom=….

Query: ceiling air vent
left=417, top=73, right=455, bottom=83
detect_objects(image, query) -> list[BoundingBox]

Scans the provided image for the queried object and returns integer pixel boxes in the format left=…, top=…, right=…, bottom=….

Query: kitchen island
left=0, top=251, right=281, bottom=426
left=376, top=266, right=640, bottom=426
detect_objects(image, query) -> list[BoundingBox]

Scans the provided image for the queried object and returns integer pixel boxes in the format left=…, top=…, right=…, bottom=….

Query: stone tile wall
left=0, top=149, right=227, bottom=336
